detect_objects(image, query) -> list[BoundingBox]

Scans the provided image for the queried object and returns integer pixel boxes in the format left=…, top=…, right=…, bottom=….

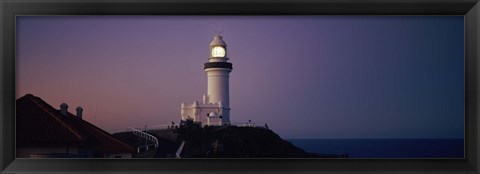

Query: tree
left=175, top=118, right=203, bottom=142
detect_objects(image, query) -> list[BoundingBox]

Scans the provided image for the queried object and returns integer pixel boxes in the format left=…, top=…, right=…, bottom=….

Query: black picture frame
left=1, top=0, right=479, bottom=173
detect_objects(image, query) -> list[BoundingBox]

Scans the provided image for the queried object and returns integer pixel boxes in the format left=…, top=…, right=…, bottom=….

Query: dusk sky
left=16, top=16, right=464, bottom=139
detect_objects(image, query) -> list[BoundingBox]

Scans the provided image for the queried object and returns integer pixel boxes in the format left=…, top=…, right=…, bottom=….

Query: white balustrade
left=230, top=122, right=256, bottom=127
left=127, top=127, right=159, bottom=148
left=150, top=124, right=178, bottom=130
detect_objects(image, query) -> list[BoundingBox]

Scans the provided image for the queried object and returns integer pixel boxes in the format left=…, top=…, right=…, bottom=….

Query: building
left=16, top=94, right=134, bottom=158
left=180, top=35, right=233, bottom=126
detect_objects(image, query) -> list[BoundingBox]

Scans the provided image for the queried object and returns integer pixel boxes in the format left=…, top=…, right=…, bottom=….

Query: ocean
left=287, top=139, right=464, bottom=158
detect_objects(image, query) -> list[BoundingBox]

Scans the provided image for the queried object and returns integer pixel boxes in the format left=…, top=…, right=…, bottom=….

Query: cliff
left=114, top=120, right=346, bottom=158
left=177, top=125, right=319, bottom=158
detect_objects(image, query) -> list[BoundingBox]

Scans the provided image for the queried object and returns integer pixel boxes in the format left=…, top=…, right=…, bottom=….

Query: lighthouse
left=205, top=35, right=233, bottom=124
left=180, top=35, right=233, bottom=125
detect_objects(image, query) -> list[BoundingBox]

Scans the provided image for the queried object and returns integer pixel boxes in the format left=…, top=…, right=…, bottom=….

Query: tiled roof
left=16, top=94, right=134, bottom=153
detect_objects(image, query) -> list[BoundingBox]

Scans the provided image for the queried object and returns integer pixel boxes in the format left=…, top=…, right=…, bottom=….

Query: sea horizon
left=287, top=138, right=464, bottom=158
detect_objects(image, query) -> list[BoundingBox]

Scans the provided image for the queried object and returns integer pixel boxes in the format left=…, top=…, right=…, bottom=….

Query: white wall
left=181, top=103, right=223, bottom=125
left=206, top=68, right=231, bottom=107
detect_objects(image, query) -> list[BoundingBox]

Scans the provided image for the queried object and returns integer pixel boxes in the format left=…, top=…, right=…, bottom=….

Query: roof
left=209, top=35, right=227, bottom=47
left=16, top=94, right=134, bottom=154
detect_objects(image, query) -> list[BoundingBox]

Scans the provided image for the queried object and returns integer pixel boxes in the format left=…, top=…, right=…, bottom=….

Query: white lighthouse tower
left=205, top=35, right=233, bottom=124
left=180, top=35, right=233, bottom=125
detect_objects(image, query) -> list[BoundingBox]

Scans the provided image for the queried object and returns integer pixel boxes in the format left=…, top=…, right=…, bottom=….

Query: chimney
left=76, top=106, right=83, bottom=119
left=60, top=103, right=68, bottom=116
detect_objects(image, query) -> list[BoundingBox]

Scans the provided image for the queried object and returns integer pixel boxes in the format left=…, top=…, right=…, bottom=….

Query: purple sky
left=16, top=16, right=464, bottom=139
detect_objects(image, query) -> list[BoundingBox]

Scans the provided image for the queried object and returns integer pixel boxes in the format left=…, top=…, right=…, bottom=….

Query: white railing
left=231, top=122, right=256, bottom=127
left=149, top=122, right=265, bottom=130
left=150, top=124, right=178, bottom=130
left=135, top=143, right=157, bottom=154
left=175, top=141, right=185, bottom=158
left=127, top=127, right=159, bottom=148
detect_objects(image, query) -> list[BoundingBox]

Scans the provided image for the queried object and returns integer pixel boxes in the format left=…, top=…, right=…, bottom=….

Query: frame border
left=1, top=0, right=479, bottom=173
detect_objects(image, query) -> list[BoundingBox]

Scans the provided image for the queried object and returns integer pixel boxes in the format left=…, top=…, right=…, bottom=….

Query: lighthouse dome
left=209, top=111, right=218, bottom=117
left=209, top=35, right=227, bottom=47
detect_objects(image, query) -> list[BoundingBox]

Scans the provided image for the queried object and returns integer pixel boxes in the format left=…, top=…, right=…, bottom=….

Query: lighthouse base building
left=180, top=95, right=229, bottom=126
left=180, top=35, right=232, bottom=126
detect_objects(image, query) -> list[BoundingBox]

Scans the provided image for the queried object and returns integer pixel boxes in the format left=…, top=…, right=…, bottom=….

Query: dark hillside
left=179, top=125, right=319, bottom=158
left=173, top=120, right=322, bottom=158
left=113, top=131, right=179, bottom=158
left=114, top=120, right=347, bottom=158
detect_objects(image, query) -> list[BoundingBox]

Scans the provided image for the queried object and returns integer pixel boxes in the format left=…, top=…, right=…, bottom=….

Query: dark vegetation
left=175, top=119, right=319, bottom=158
left=114, top=119, right=347, bottom=158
